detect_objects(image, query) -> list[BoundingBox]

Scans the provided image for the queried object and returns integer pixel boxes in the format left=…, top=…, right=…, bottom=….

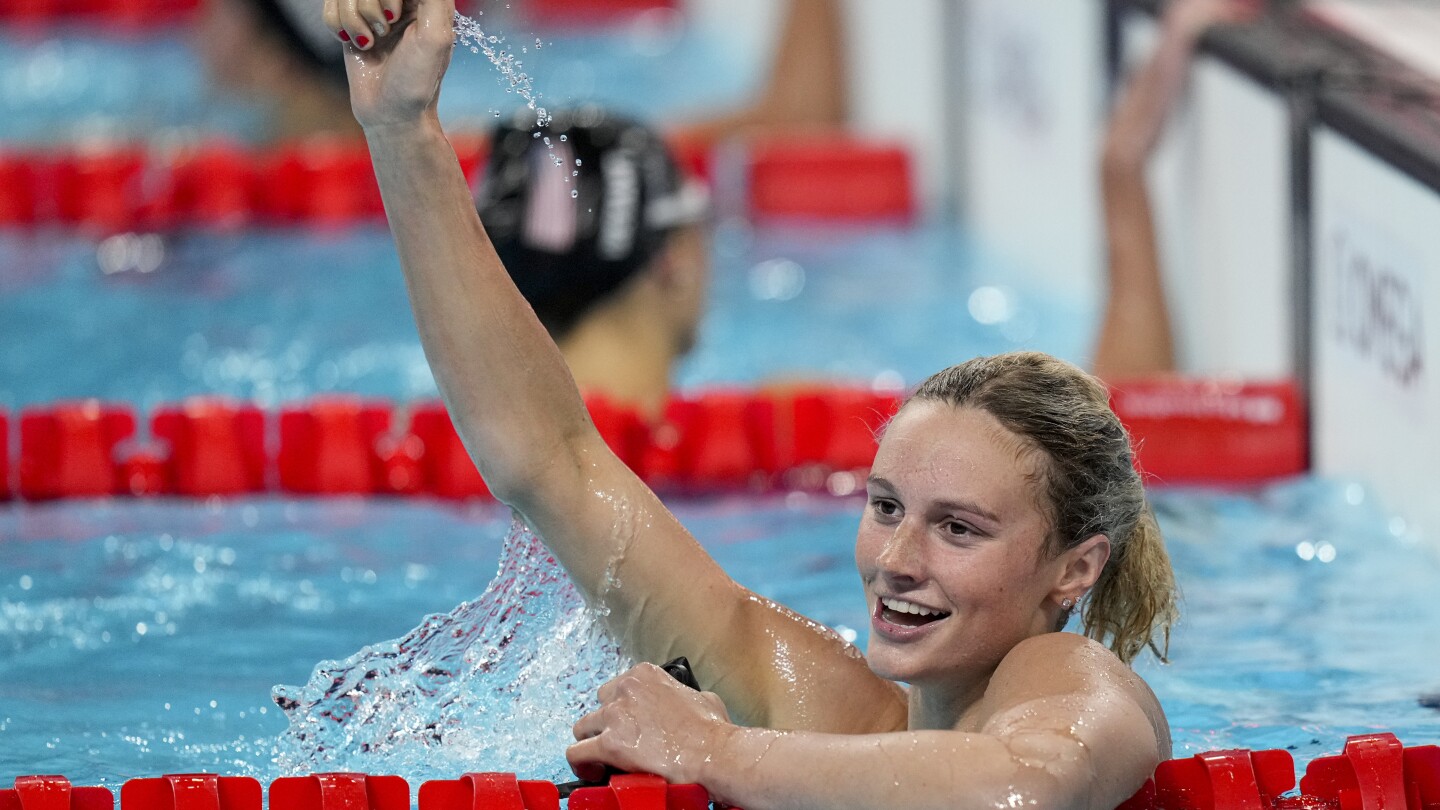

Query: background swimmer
left=476, top=109, right=710, bottom=419
left=196, top=0, right=359, bottom=141
left=323, top=0, right=1181, bottom=805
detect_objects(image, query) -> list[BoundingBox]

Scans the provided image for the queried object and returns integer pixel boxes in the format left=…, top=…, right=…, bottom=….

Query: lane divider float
left=1109, top=377, right=1308, bottom=485
left=747, top=136, right=914, bottom=223
left=0, top=377, right=1307, bottom=504
left=0, top=0, right=197, bottom=28
left=0, top=133, right=919, bottom=234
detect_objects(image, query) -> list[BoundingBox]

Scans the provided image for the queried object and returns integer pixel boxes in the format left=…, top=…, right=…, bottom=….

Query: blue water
left=0, top=221, right=1086, bottom=409
left=3, top=482, right=1439, bottom=786
left=0, top=21, right=756, bottom=144
left=2, top=7, right=1438, bottom=793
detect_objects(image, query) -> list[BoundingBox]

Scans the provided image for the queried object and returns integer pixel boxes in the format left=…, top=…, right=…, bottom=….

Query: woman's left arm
left=568, top=634, right=1167, bottom=810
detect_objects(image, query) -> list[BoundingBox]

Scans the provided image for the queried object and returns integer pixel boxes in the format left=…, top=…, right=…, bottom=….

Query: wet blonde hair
left=907, top=351, right=1178, bottom=664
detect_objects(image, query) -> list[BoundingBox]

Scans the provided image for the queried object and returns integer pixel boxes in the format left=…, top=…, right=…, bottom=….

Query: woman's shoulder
left=997, top=631, right=1167, bottom=711
left=972, top=631, right=1172, bottom=758
left=1000, top=630, right=1142, bottom=677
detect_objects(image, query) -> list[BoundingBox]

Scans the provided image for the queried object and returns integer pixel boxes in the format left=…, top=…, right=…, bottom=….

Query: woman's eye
left=870, top=498, right=899, bottom=517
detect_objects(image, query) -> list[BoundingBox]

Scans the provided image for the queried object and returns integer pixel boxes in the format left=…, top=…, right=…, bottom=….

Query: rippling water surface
left=3, top=479, right=1438, bottom=784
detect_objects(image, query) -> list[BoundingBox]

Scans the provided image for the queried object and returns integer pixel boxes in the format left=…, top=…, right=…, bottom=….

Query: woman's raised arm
left=319, top=0, right=904, bottom=734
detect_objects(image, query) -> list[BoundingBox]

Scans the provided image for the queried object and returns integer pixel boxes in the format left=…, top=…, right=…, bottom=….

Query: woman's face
left=855, top=401, right=1066, bottom=690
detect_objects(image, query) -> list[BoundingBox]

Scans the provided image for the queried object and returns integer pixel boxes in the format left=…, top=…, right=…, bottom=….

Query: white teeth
left=880, top=597, right=945, bottom=617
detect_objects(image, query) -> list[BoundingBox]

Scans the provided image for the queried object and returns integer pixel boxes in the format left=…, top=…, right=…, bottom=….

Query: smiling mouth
left=877, top=596, right=951, bottom=628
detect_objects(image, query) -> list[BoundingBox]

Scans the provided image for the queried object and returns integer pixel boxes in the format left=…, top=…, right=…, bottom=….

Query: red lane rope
left=0, top=0, right=665, bottom=28
left=0, top=137, right=482, bottom=235
left=0, top=132, right=923, bottom=233
left=0, top=378, right=1305, bottom=503
left=2, top=733, right=1437, bottom=810
left=0, top=0, right=198, bottom=28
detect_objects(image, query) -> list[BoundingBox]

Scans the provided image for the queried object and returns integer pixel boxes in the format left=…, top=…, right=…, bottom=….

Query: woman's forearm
left=1094, top=159, right=1175, bottom=379
left=363, top=117, right=594, bottom=505
left=1101, top=16, right=1203, bottom=171
left=701, top=727, right=1088, bottom=810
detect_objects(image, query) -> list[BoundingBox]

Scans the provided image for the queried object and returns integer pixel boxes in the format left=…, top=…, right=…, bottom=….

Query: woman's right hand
left=323, top=0, right=456, bottom=133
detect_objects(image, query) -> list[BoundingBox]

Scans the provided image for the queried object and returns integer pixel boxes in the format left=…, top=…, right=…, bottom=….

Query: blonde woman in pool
left=324, top=0, right=1178, bottom=805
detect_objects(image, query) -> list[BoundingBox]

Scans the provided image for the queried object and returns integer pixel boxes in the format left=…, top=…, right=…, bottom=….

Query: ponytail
left=1082, top=507, right=1178, bottom=664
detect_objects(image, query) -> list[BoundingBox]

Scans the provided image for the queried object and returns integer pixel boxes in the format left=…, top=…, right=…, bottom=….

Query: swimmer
left=197, top=0, right=359, bottom=141
left=324, top=0, right=1179, bottom=806
left=1093, top=0, right=1264, bottom=379
left=477, top=109, right=710, bottom=419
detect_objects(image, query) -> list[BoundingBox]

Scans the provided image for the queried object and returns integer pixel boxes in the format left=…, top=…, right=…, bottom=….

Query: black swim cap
left=245, top=0, right=348, bottom=89
left=477, top=107, right=709, bottom=337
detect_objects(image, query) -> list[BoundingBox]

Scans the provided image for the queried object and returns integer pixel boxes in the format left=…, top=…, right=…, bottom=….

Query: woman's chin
left=864, top=645, right=928, bottom=685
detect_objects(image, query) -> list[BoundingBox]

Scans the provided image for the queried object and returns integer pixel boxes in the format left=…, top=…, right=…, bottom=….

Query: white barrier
left=960, top=0, right=1107, bottom=304
left=1313, top=126, right=1440, bottom=543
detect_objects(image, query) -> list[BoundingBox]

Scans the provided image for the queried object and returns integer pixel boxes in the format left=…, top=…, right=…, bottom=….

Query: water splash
left=271, top=519, right=628, bottom=781
left=453, top=12, right=549, bottom=127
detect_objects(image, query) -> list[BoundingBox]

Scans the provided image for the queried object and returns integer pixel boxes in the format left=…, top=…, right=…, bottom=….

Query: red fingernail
left=384, top=9, right=395, bottom=21
left=338, top=29, right=351, bottom=41
left=356, top=35, right=370, bottom=47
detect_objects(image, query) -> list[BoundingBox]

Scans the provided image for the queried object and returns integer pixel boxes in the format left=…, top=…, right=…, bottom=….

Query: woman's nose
left=876, top=517, right=926, bottom=583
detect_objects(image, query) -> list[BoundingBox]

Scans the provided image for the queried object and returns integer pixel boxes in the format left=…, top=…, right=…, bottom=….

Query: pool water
left=0, top=221, right=1087, bottom=408
left=0, top=22, right=756, bottom=144
left=3, top=480, right=1439, bottom=786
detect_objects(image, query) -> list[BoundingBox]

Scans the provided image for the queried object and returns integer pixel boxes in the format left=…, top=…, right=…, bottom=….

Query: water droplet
left=570, top=189, right=578, bottom=198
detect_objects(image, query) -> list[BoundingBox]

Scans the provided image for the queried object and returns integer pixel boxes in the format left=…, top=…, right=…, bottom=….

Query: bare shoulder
left=967, top=633, right=1171, bottom=809
left=1008, top=633, right=1164, bottom=704
left=988, top=632, right=1169, bottom=750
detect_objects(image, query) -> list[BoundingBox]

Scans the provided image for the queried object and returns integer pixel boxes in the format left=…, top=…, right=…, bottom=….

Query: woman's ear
left=1051, top=534, right=1111, bottom=607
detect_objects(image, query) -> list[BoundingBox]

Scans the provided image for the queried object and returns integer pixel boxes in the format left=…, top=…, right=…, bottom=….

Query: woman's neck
left=907, top=675, right=993, bottom=731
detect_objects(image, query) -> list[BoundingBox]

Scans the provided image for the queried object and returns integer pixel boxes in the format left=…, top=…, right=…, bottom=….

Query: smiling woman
left=321, top=0, right=1180, bottom=803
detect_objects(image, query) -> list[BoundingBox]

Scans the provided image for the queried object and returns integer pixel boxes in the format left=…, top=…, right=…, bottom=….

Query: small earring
left=1061, top=598, right=1074, bottom=610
